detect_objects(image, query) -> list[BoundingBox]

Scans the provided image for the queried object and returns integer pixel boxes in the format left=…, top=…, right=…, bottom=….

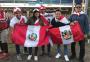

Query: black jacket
left=51, top=18, right=69, bottom=28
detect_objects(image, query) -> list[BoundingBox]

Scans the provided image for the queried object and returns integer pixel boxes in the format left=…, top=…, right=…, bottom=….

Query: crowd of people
left=0, top=4, right=89, bottom=62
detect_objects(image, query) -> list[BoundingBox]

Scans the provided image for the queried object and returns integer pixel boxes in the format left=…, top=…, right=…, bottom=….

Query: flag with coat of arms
left=11, top=24, right=49, bottom=47
left=48, top=22, right=84, bottom=44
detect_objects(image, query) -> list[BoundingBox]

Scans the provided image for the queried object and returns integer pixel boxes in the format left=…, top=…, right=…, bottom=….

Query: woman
left=51, top=9, right=70, bottom=62
left=26, top=8, right=49, bottom=61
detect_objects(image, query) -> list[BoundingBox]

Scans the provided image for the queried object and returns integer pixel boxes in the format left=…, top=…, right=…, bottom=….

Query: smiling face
left=40, top=9, right=45, bottom=14
left=34, top=11, right=40, bottom=18
left=14, top=11, right=21, bottom=19
left=55, top=11, right=61, bottom=19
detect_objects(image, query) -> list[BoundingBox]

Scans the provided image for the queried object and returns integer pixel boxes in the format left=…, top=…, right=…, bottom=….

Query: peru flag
left=59, top=25, right=74, bottom=44
left=12, top=24, right=49, bottom=47
left=48, top=22, right=84, bottom=44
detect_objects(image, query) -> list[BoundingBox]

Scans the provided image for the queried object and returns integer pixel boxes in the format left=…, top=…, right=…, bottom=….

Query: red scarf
left=19, top=17, right=25, bottom=24
left=55, top=16, right=64, bottom=21
left=16, top=16, right=25, bottom=25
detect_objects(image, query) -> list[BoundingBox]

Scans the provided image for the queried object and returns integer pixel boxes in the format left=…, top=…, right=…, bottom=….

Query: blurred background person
left=0, top=7, right=9, bottom=60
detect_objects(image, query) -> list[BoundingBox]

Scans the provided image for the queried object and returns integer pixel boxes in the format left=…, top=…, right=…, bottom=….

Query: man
left=10, top=7, right=27, bottom=60
left=22, top=9, right=28, bottom=54
left=69, top=4, right=89, bottom=62
left=51, top=9, right=70, bottom=62
left=39, top=5, right=54, bottom=57
left=0, top=7, right=9, bottom=60
left=39, top=5, right=54, bottom=24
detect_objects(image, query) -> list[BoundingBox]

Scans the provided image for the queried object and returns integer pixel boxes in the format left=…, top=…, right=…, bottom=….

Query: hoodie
left=69, top=11, right=89, bottom=34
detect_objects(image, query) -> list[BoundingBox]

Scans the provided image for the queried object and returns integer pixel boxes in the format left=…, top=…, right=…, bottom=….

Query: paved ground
left=0, top=41, right=90, bottom=62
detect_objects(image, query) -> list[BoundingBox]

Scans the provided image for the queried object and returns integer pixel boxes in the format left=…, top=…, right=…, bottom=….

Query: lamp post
left=72, top=0, right=75, bottom=13
left=84, top=0, right=88, bottom=14
left=60, top=0, right=61, bottom=4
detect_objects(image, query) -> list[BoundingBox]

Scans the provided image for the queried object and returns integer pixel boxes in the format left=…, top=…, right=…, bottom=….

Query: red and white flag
left=12, top=24, right=49, bottom=47
left=48, top=22, right=84, bottom=44
left=0, top=9, right=8, bottom=30
left=59, top=25, right=74, bottom=44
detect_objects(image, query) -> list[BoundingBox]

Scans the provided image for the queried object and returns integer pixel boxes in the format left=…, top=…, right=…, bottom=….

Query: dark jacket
left=26, top=16, right=37, bottom=25
left=26, top=15, right=49, bottom=26
left=69, top=13, right=89, bottom=34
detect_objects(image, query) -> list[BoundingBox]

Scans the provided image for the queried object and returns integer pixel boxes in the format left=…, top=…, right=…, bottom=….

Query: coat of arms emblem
left=28, top=33, right=37, bottom=41
left=62, top=30, right=72, bottom=40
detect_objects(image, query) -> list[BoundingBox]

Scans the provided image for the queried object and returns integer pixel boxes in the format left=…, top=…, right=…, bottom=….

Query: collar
left=73, top=11, right=84, bottom=15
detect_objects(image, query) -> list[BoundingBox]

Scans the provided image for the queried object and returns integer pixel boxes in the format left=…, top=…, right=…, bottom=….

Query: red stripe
left=40, top=15, right=49, bottom=25
left=12, top=24, right=28, bottom=46
left=37, top=26, right=49, bottom=46
left=48, top=28, right=62, bottom=44
left=58, top=16, right=64, bottom=21
left=70, top=22, right=84, bottom=42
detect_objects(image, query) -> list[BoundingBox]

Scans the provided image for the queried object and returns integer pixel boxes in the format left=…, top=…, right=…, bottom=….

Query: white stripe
left=73, top=11, right=85, bottom=14
left=24, top=26, right=40, bottom=47
left=35, top=19, right=39, bottom=24
left=59, top=25, right=74, bottom=44
left=60, top=17, right=70, bottom=24
left=49, top=36, right=53, bottom=47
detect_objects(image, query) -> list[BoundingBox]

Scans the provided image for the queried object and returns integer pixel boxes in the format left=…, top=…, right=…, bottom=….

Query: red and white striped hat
left=38, top=5, right=46, bottom=10
left=13, top=7, right=21, bottom=13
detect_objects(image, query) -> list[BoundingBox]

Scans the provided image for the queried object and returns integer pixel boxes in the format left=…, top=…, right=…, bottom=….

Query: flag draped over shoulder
left=12, top=24, right=49, bottom=47
left=48, top=22, right=84, bottom=44
left=0, top=20, right=8, bottom=30
left=0, top=10, right=8, bottom=30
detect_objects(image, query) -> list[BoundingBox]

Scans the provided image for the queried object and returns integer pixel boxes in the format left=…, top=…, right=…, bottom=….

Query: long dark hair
left=32, top=11, right=44, bottom=26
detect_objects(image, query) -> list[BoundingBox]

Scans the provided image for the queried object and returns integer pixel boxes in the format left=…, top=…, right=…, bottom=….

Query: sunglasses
left=75, top=7, right=81, bottom=8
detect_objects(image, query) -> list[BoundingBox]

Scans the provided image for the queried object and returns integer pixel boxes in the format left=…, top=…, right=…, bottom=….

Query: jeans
left=71, top=39, right=85, bottom=59
left=0, top=42, right=8, bottom=53
left=57, top=44, right=68, bottom=55
left=41, top=43, right=51, bottom=54
left=24, top=47, right=28, bottom=52
left=15, top=45, right=21, bottom=54
left=28, top=47, right=38, bottom=56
